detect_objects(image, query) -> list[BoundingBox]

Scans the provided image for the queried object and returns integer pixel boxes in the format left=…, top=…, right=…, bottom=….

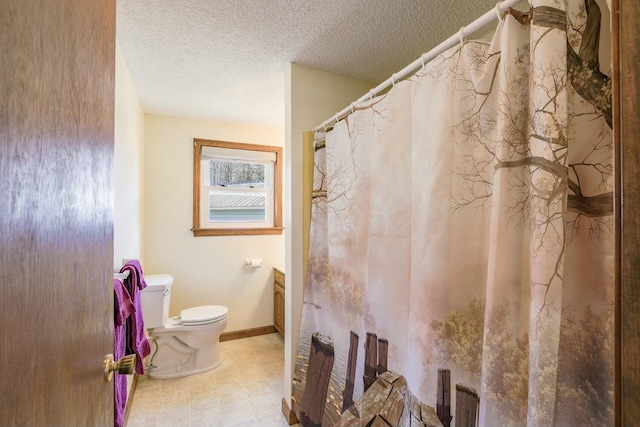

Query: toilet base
left=147, top=359, right=221, bottom=380
left=145, top=319, right=226, bottom=380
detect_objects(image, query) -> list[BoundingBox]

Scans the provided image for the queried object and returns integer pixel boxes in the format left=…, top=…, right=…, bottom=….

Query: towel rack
left=113, top=270, right=130, bottom=281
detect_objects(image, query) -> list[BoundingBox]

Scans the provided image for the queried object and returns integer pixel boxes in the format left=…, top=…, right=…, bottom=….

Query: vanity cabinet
left=274, top=268, right=285, bottom=337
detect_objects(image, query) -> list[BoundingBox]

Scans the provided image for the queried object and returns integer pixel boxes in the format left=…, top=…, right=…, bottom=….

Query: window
left=193, top=139, right=283, bottom=236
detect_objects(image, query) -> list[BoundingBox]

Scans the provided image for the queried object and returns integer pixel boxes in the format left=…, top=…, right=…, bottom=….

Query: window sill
left=192, top=227, right=284, bottom=237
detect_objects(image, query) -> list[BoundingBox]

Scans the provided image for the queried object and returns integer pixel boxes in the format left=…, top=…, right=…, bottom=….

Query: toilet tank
left=140, top=274, right=173, bottom=329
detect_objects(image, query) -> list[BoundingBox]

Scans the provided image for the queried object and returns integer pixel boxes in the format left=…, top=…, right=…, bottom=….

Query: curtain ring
left=350, top=102, right=356, bottom=114
left=495, top=2, right=505, bottom=23
left=368, top=89, right=374, bottom=102
left=391, top=73, right=397, bottom=88
left=420, top=53, right=427, bottom=69
left=458, top=27, right=465, bottom=48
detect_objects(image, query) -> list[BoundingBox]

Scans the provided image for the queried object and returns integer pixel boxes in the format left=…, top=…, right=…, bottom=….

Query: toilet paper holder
left=243, top=259, right=263, bottom=268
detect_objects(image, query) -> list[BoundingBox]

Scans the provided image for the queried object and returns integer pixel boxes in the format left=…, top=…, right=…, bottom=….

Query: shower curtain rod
left=314, top=0, right=524, bottom=133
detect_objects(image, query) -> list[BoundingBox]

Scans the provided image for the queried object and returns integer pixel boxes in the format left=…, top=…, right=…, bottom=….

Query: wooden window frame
left=192, top=138, right=283, bottom=236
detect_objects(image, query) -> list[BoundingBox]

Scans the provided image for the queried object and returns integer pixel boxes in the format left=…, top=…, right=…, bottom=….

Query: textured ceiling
left=116, top=0, right=520, bottom=128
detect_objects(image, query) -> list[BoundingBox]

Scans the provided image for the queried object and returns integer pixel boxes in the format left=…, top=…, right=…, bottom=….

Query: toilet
left=140, top=274, right=228, bottom=379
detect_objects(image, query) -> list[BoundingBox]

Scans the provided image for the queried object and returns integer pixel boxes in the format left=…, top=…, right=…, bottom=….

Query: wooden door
left=0, top=1, right=116, bottom=426
left=613, top=0, right=640, bottom=424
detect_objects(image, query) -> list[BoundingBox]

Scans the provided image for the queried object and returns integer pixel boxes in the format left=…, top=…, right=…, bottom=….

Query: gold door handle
left=103, top=354, right=136, bottom=382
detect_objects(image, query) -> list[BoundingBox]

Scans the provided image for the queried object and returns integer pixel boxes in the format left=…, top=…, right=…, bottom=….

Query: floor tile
left=127, top=333, right=302, bottom=427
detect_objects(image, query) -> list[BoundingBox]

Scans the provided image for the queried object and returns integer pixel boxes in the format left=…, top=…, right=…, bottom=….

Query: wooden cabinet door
left=275, top=283, right=285, bottom=336
left=274, top=269, right=285, bottom=336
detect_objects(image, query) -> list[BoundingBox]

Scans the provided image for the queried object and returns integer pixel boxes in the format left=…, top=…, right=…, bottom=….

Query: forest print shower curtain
left=293, top=1, right=613, bottom=426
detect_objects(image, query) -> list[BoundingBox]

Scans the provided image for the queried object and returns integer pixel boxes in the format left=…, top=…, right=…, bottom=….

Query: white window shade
left=201, top=146, right=276, bottom=163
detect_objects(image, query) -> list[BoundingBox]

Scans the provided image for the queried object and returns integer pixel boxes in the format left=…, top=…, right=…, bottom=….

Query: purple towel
left=119, top=260, right=151, bottom=375
left=113, top=278, right=134, bottom=427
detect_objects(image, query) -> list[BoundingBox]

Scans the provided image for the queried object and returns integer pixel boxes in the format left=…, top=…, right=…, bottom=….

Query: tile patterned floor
left=127, top=333, right=301, bottom=427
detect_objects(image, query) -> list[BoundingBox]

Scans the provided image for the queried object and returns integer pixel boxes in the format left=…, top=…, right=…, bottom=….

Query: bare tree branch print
left=429, top=3, right=612, bottom=239
left=311, top=95, right=390, bottom=225
left=411, top=2, right=613, bottom=329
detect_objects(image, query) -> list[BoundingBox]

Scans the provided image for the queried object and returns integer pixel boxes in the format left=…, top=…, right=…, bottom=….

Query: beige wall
left=114, top=42, right=145, bottom=270
left=143, top=114, right=285, bottom=332
left=284, top=63, right=374, bottom=408
left=115, top=54, right=375, bottom=405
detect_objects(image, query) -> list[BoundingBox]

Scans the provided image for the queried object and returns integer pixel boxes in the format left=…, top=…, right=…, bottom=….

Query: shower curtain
left=293, top=0, right=613, bottom=426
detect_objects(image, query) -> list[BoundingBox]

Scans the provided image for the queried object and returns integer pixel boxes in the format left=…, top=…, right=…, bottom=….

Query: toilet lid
left=180, top=305, right=228, bottom=325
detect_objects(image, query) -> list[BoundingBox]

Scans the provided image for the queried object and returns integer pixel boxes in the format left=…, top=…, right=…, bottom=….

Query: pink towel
left=119, top=260, right=151, bottom=375
left=113, top=278, right=134, bottom=427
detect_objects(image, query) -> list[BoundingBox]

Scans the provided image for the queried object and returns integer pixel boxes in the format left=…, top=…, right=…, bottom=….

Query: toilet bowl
left=140, top=274, right=228, bottom=379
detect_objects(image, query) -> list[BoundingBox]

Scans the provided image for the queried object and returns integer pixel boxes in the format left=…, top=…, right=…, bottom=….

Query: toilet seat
left=180, top=305, right=228, bottom=326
